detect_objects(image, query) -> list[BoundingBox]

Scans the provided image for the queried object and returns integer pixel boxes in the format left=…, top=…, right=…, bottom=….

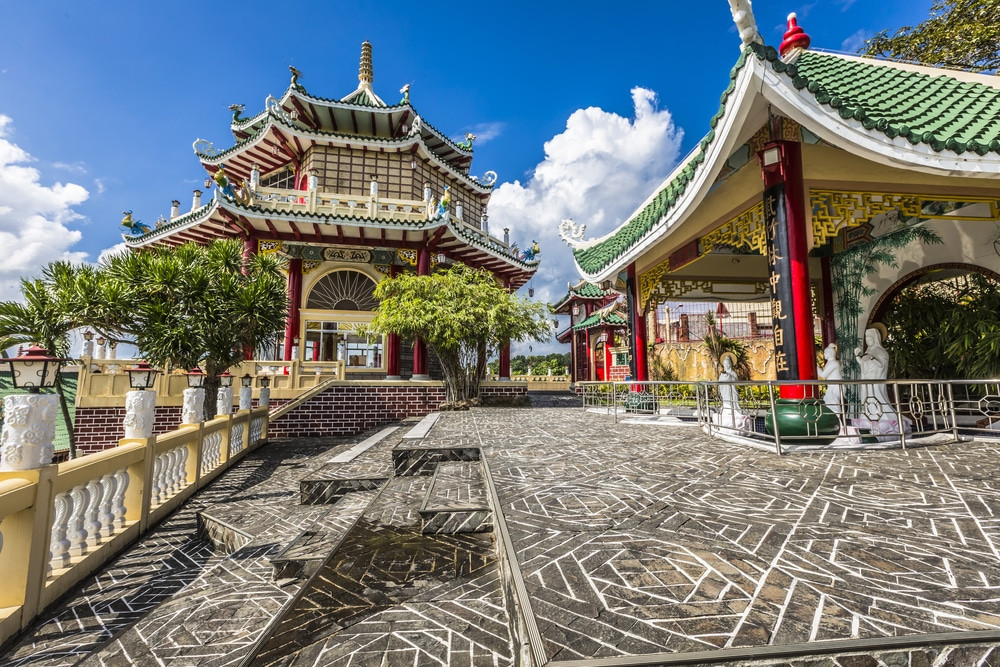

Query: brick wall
left=74, top=406, right=183, bottom=455
left=73, top=384, right=527, bottom=452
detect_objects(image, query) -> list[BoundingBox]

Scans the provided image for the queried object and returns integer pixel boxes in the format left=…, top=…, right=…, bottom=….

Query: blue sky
left=0, top=1, right=933, bottom=350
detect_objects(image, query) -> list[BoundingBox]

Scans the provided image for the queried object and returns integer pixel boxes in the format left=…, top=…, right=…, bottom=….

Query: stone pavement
left=5, top=393, right=1000, bottom=665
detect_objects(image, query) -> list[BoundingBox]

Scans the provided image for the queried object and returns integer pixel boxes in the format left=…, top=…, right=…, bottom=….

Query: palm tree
left=702, top=311, right=752, bottom=379
left=0, top=277, right=79, bottom=458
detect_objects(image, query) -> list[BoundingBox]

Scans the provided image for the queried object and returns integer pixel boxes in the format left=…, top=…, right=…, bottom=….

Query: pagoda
left=125, top=42, right=538, bottom=380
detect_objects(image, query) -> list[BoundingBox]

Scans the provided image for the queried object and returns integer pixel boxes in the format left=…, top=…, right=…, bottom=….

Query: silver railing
left=577, top=379, right=1000, bottom=454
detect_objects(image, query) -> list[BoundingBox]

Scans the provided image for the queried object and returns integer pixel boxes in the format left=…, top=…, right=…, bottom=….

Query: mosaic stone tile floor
left=6, top=394, right=1000, bottom=665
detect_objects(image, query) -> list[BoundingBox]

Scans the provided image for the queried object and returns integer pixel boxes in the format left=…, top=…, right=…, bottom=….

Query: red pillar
left=759, top=139, right=817, bottom=398
left=283, top=258, right=302, bottom=361
left=498, top=276, right=512, bottom=380
left=627, top=263, right=648, bottom=381
left=386, top=265, right=401, bottom=379
left=412, top=247, right=430, bottom=379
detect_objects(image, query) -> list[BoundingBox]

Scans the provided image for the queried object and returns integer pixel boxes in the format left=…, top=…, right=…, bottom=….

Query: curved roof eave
left=568, top=59, right=762, bottom=283
left=568, top=47, right=1000, bottom=284
left=195, top=113, right=492, bottom=193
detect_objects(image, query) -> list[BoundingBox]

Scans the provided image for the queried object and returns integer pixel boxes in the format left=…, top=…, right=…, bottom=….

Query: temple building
left=125, top=42, right=538, bottom=380
left=553, top=281, right=629, bottom=382
left=561, top=7, right=1000, bottom=391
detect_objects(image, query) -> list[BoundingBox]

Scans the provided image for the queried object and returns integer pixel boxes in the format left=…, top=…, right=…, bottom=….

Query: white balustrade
left=48, top=492, right=72, bottom=572
left=67, top=485, right=90, bottom=557
left=152, top=445, right=188, bottom=507
left=250, top=416, right=265, bottom=445
left=84, top=479, right=103, bottom=547
left=200, top=431, right=223, bottom=475
left=230, top=423, right=245, bottom=456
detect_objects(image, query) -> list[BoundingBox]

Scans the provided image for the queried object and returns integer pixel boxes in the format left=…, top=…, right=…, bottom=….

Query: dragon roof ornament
left=728, top=0, right=763, bottom=48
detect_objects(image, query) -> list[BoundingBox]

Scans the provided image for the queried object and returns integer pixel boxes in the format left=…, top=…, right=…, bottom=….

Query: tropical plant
left=884, top=273, right=1000, bottom=379
left=367, top=265, right=552, bottom=406
left=862, top=0, right=1000, bottom=73
left=830, top=223, right=942, bottom=378
left=0, top=276, right=79, bottom=458
left=702, top=312, right=751, bottom=379
left=60, top=240, right=288, bottom=418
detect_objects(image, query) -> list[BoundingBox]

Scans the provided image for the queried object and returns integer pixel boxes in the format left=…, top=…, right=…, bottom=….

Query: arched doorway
left=302, top=269, right=383, bottom=370
left=869, top=263, right=1000, bottom=378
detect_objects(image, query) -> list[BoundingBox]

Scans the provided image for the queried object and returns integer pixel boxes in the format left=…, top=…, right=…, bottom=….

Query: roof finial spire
left=359, top=41, right=373, bottom=85
left=779, top=13, right=811, bottom=58
left=728, top=0, right=762, bottom=48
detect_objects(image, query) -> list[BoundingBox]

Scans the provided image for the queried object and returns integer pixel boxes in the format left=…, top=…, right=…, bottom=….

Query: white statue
left=853, top=325, right=909, bottom=436
left=715, top=353, right=746, bottom=429
left=818, top=343, right=842, bottom=414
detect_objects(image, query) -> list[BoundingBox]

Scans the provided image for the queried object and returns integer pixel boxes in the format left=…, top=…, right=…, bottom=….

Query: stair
left=418, top=460, right=493, bottom=534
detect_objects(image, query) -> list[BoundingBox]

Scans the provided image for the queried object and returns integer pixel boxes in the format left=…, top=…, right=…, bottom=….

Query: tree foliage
left=862, top=0, right=1000, bottom=73
left=702, top=312, right=751, bottom=379
left=884, top=272, right=1000, bottom=379
left=59, top=240, right=288, bottom=417
left=368, top=265, right=552, bottom=406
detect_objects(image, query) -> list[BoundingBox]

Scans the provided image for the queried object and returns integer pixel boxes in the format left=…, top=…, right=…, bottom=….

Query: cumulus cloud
left=0, top=115, right=89, bottom=299
left=841, top=29, right=869, bottom=53
left=488, top=87, right=684, bottom=353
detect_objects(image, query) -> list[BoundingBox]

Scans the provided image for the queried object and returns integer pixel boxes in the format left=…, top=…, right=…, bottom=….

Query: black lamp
left=187, top=366, right=205, bottom=388
left=126, top=361, right=159, bottom=390
left=240, top=373, right=253, bottom=388
left=7, top=345, right=66, bottom=393
left=219, top=371, right=233, bottom=388
left=259, top=375, right=271, bottom=389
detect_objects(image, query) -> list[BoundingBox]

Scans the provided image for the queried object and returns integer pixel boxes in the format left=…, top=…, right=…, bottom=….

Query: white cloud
left=841, top=29, right=869, bottom=53
left=0, top=115, right=89, bottom=299
left=488, top=87, right=684, bottom=353
left=52, top=161, right=88, bottom=174
left=97, top=242, right=128, bottom=265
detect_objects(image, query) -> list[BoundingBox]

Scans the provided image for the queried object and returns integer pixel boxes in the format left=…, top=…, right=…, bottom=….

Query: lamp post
left=258, top=375, right=272, bottom=408
left=82, top=330, right=95, bottom=358
left=239, top=373, right=253, bottom=411
left=216, top=371, right=234, bottom=417
left=0, top=346, right=66, bottom=470
left=123, top=361, right=160, bottom=440
left=182, top=367, right=205, bottom=425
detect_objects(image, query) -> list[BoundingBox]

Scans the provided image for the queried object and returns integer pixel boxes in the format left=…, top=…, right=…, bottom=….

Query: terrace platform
left=4, top=394, right=1000, bottom=665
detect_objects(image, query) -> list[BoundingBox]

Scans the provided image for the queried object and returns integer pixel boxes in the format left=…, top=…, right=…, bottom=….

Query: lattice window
left=306, top=270, right=378, bottom=311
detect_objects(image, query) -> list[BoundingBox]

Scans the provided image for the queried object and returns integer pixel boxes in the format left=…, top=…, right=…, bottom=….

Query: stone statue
left=715, top=352, right=746, bottom=429
left=818, top=343, right=842, bottom=414
left=853, top=325, right=909, bottom=436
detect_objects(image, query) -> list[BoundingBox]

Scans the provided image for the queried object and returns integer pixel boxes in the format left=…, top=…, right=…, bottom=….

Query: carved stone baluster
left=48, top=492, right=72, bottom=573
left=151, top=454, right=164, bottom=505
left=85, top=479, right=104, bottom=547
left=113, top=469, right=129, bottom=527
left=176, top=446, right=189, bottom=490
left=99, top=474, right=116, bottom=536
left=68, top=484, right=90, bottom=557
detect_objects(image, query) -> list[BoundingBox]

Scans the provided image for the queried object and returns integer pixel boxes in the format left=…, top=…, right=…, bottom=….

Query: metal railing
left=578, top=379, right=1000, bottom=454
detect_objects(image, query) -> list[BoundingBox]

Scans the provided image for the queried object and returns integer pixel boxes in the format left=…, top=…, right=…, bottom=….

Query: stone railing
left=486, top=375, right=572, bottom=392
left=0, top=407, right=269, bottom=646
left=75, top=358, right=345, bottom=406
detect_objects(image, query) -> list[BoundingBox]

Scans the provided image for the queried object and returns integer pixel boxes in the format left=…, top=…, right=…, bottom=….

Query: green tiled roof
left=788, top=50, right=1000, bottom=154
left=573, top=42, right=1000, bottom=276
left=573, top=310, right=628, bottom=332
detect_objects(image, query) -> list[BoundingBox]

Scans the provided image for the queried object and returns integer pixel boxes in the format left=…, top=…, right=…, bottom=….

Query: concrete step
left=270, top=529, right=343, bottom=582
left=418, top=461, right=493, bottom=534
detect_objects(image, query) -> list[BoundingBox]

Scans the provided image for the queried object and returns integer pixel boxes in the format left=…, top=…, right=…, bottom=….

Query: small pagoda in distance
left=126, top=42, right=538, bottom=381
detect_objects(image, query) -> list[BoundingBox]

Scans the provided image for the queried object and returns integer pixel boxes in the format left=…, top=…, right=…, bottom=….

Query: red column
left=282, top=258, right=302, bottom=361
left=499, top=276, right=511, bottom=380
left=386, top=265, right=401, bottom=379
left=759, top=139, right=817, bottom=398
left=412, top=247, right=430, bottom=379
left=627, top=263, right=648, bottom=381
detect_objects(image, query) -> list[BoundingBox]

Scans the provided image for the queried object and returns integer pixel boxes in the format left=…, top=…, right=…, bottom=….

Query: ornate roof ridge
left=566, top=40, right=1000, bottom=279
left=194, top=112, right=494, bottom=193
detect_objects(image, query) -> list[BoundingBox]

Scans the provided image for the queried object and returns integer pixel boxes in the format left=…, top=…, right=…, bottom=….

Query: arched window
left=306, top=270, right=378, bottom=311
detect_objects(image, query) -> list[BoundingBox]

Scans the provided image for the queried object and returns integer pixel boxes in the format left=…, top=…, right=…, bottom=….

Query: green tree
left=368, top=265, right=552, bottom=406
left=63, top=240, right=288, bottom=418
left=862, top=0, right=1000, bottom=73
left=885, top=273, right=1000, bottom=379
left=0, top=276, right=80, bottom=458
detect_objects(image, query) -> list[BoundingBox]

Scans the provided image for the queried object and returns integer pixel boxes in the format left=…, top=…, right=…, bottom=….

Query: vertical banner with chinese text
left=763, top=183, right=797, bottom=381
